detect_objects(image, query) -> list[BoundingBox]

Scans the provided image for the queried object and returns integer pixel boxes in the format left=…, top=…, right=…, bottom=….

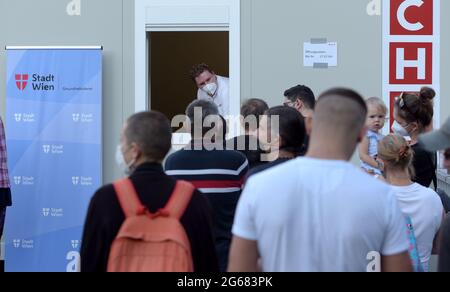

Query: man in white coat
left=190, top=63, right=230, bottom=116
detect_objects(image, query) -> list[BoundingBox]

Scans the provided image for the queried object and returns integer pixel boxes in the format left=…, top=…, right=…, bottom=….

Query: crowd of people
left=0, top=56, right=447, bottom=273
left=75, top=71, right=450, bottom=272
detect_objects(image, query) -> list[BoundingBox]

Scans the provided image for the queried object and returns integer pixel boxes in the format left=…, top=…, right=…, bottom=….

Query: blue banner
left=5, top=48, right=102, bottom=272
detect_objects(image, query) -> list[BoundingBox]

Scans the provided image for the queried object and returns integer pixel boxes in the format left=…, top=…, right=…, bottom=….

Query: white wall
left=1, top=0, right=449, bottom=182
left=241, top=0, right=449, bottom=120
left=0, top=0, right=135, bottom=185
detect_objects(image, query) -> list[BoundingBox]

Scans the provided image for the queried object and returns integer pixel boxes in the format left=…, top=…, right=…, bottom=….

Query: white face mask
left=115, top=145, right=135, bottom=175
left=202, top=82, right=218, bottom=97
left=392, top=121, right=409, bottom=137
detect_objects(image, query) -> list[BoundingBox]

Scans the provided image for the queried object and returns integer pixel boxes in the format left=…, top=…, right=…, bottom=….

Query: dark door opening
left=149, top=31, right=229, bottom=125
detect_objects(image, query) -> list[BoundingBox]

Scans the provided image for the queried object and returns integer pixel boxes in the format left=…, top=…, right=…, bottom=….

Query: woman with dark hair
left=392, top=87, right=437, bottom=189
left=246, top=106, right=306, bottom=179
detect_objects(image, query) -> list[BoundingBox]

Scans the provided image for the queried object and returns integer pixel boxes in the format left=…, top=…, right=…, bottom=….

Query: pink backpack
left=107, top=179, right=195, bottom=272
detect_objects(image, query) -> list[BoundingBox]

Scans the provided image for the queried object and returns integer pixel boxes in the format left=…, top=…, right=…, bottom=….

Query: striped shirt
left=165, top=143, right=248, bottom=270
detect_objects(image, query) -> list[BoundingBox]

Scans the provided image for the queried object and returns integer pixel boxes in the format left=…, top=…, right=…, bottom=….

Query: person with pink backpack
left=80, top=111, right=219, bottom=272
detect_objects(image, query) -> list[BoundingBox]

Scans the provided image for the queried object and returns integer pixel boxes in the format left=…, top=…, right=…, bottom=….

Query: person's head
left=366, top=97, right=387, bottom=133
left=185, top=99, right=220, bottom=140
left=378, top=134, right=415, bottom=178
left=118, top=111, right=172, bottom=174
left=240, top=98, right=269, bottom=135
left=190, top=63, right=218, bottom=97
left=258, top=106, right=306, bottom=157
left=419, top=117, right=450, bottom=171
left=393, top=87, right=436, bottom=138
left=310, top=88, right=368, bottom=160
left=283, top=85, right=316, bottom=117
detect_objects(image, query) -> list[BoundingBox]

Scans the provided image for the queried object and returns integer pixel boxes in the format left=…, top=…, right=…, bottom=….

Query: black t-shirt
left=412, top=144, right=436, bottom=188
left=439, top=215, right=450, bottom=272
left=227, top=135, right=266, bottom=169
left=246, top=158, right=292, bottom=182
left=80, top=163, right=219, bottom=272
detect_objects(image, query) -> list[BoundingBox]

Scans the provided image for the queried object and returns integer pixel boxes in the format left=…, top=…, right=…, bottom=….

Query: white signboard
left=303, top=42, right=338, bottom=67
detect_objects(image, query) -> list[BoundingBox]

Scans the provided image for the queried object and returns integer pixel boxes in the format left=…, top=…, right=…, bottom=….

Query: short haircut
left=366, top=97, right=387, bottom=115
left=125, top=111, right=172, bottom=162
left=265, top=106, right=306, bottom=157
left=189, top=63, right=213, bottom=82
left=318, top=88, right=368, bottom=114
left=241, top=98, right=269, bottom=132
left=186, top=99, right=220, bottom=137
left=284, top=85, right=316, bottom=110
left=314, top=88, right=368, bottom=141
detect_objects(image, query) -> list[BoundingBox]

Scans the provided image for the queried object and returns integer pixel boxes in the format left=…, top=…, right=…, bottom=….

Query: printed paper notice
left=303, top=42, right=338, bottom=67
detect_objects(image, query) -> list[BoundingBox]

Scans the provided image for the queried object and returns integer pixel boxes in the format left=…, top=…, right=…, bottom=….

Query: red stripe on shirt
left=190, top=179, right=244, bottom=189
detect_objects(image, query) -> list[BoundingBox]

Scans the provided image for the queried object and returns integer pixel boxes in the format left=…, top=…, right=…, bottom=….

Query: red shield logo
left=15, top=74, right=29, bottom=91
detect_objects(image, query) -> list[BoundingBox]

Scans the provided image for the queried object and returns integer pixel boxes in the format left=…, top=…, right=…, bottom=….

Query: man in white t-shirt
left=229, top=88, right=413, bottom=272
left=190, top=63, right=229, bottom=116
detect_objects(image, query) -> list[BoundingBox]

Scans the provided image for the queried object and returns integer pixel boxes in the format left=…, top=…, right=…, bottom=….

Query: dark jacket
left=80, top=163, right=219, bottom=272
left=439, top=215, right=450, bottom=272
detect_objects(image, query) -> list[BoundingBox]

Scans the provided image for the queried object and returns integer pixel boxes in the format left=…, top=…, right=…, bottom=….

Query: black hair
left=125, top=111, right=172, bottom=161
left=284, top=85, right=316, bottom=110
left=185, top=99, right=220, bottom=138
left=241, top=98, right=269, bottom=131
left=395, top=87, right=435, bottom=131
left=265, top=106, right=306, bottom=157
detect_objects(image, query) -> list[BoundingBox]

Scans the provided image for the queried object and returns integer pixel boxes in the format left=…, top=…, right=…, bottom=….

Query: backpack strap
left=113, top=178, right=146, bottom=218
left=165, top=181, right=195, bottom=220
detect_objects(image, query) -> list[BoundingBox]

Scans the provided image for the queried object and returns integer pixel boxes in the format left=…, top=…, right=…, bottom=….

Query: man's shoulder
left=221, top=148, right=247, bottom=160
left=165, top=148, right=195, bottom=166
left=205, top=149, right=248, bottom=170
left=166, top=148, right=188, bottom=159
left=90, top=183, right=117, bottom=206
left=248, top=158, right=391, bottom=191
left=166, top=148, right=248, bottom=175
left=217, top=75, right=229, bottom=83
left=167, top=147, right=246, bottom=160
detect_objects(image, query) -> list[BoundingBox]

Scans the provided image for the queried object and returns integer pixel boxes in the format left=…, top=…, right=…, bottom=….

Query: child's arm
left=358, top=136, right=379, bottom=169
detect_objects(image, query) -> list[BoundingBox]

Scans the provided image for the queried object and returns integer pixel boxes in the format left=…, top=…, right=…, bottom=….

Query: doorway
left=135, top=0, right=241, bottom=145
left=149, top=31, right=229, bottom=122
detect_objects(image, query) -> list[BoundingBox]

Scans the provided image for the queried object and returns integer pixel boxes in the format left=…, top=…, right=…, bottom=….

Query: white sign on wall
left=303, top=41, right=338, bottom=68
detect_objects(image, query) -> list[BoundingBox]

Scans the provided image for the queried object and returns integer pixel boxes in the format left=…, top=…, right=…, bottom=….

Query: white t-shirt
left=232, top=157, right=409, bottom=272
left=197, top=75, right=229, bottom=116
left=390, top=183, right=443, bottom=272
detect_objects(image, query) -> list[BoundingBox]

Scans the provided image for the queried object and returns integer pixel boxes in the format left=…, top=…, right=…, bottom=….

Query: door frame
left=134, top=0, right=241, bottom=127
